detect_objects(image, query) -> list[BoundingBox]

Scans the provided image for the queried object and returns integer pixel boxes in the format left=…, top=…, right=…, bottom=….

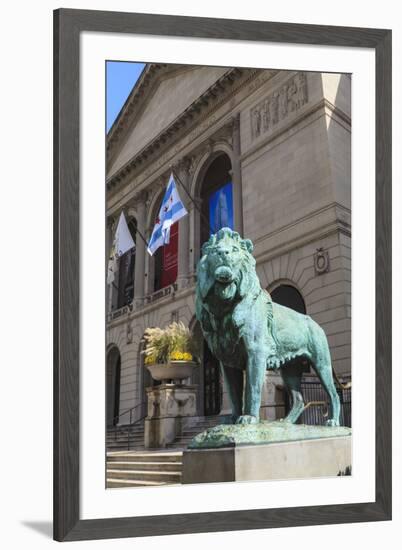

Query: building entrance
left=203, top=342, right=222, bottom=416
left=106, top=346, right=121, bottom=427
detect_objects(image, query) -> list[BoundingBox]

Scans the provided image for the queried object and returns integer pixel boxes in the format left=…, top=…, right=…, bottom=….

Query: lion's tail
left=332, top=366, right=352, bottom=390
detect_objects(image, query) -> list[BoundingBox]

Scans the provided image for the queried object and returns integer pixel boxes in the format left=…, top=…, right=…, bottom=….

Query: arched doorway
left=271, top=284, right=306, bottom=314
left=106, top=345, right=121, bottom=427
left=203, top=342, right=222, bottom=416
left=200, top=153, right=234, bottom=249
left=191, top=319, right=222, bottom=416
left=193, top=153, right=231, bottom=415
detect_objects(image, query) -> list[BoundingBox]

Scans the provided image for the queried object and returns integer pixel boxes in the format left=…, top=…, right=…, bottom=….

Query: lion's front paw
left=235, top=415, right=258, bottom=425
left=325, top=419, right=340, bottom=427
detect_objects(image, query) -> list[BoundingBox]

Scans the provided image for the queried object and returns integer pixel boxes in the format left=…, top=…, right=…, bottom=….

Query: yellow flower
left=169, top=351, right=192, bottom=361
left=144, top=354, right=157, bottom=365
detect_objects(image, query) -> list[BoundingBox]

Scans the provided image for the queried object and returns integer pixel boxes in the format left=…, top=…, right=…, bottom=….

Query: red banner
left=161, top=222, right=178, bottom=288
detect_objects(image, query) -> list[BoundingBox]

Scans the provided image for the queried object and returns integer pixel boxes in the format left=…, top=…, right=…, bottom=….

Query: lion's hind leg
left=312, top=362, right=340, bottom=427
left=309, top=326, right=340, bottom=426
left=281, top=364, right=305, bottom=424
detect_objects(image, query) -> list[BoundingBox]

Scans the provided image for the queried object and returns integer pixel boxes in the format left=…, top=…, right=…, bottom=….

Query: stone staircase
left=106, top=416, right=225, bottom=487
left=107, top=421, right=145, bottom=452
left=106, top=450, right=183, bottom=488
left=167, top=415, right=223, bottom=449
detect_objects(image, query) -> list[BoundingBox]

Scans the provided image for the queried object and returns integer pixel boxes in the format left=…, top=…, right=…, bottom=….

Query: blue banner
left=208, top=182, right=234, bottom=235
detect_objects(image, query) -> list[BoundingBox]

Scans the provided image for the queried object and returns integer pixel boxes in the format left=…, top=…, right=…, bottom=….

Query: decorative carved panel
left=250, top=72, right=308, bottom=140
left=314, top=248, right=330, bottom=275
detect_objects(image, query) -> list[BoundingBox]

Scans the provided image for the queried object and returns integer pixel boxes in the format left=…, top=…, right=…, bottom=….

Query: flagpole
left=133, top=224, right=149, bottom=249
left=170, top=166, right=215, bottom=236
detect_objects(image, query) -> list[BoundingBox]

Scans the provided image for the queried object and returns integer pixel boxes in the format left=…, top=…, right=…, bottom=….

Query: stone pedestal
left=182, top=435, right=351, bottom=484
left=144, top=384, right=198, bottom=448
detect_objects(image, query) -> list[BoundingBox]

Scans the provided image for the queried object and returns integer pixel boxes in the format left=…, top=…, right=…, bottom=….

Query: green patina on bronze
left=195, top=228, right=342, bottom=428
left=188, top=421, right=352, bottom=449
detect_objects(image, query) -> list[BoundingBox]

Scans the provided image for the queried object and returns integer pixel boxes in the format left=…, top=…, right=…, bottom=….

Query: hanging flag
left=107, top=212, right=135, bottom=285
left=147, top=173, right=187, bottom=255
left=114, top=211, right=136, bottom=257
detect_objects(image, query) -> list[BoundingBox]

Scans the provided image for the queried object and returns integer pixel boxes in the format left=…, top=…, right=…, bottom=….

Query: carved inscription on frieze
left=250, top=72, right=308, bottom=140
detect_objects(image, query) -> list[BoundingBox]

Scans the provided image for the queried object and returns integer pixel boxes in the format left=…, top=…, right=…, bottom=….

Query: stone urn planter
left=146, top=361, right=197, bottom=383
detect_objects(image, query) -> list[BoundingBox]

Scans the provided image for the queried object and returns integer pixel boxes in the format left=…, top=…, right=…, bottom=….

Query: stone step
left=107, top=446, right=145, bottom=452
left=106, top=436, right=144, bottom=443
left=107, top=430, right=145, bottom=438
left=107, top=469, right=181, bottom=483
left=107, top=451, right=183, bottom=463
left=107, top=478, right=168, bottom=488
left=107, top=443, right=145, bottom=448
left=107, top=444, right=144, bottom=450
left=107, top=428, right=144, bottom=434
left=107, top=429, right=145, bottom=435
left=107, top=434, right=144, bottom=440
left=108, top=461, right=182, bottom=472
left=106, top=426, right=144, bottom=433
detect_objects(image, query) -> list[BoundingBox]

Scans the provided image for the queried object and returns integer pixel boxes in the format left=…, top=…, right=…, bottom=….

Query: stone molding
left=106, top=68, right=277, bottom=196
left=109, top=115, right=239, bottom=219
left=107, top=64, right=183, bottom=159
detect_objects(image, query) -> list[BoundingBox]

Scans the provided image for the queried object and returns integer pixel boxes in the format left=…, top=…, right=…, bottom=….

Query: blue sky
left=106, top=61, right=145, bottom=132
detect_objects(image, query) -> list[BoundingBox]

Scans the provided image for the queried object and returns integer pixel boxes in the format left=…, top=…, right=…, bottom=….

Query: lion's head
left=195, top=228, right=261, bottom=309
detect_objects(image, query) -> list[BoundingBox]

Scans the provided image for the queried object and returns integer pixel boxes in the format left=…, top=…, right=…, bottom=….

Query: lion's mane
left=195, top=228, right=278, bottom=352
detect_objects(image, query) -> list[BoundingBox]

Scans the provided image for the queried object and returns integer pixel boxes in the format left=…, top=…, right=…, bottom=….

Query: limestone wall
left=106, top=67, right=351, bottom=423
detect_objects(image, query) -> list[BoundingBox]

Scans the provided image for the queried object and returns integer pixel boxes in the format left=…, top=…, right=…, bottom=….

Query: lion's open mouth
left=214, top=265, right=234, bottom=284
left=214, top=280, right=237, bottom=300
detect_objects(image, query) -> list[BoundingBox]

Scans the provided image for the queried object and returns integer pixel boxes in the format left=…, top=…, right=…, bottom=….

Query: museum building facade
left=106, top=64, right=351, bottom=431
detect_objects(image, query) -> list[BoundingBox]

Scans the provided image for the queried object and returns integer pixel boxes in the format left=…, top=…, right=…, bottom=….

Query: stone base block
left=182, top=436, right=351, bottom=484
left=144, top=383, right=198, bottom=448
left=145, top=416, right=180, bottom=449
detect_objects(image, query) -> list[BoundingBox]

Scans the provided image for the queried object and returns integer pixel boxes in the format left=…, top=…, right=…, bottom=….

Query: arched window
left=200, top=154, right=233, bottom=250
left=106, top=345, right=121, bottom=427
left=117, top=217, right=137, bottom=308
left=271, top=284, right=306, bottom=314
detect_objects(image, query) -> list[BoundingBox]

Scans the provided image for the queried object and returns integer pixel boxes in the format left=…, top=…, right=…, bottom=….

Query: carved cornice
left=106, top=68, right=276, bottom=196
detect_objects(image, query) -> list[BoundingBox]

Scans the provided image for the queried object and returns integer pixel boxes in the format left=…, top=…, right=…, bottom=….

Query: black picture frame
left=54, top=8, right=392, bottom=542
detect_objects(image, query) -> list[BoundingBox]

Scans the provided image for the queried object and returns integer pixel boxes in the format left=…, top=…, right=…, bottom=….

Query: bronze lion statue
left=195, top=227, right=340, bottom=426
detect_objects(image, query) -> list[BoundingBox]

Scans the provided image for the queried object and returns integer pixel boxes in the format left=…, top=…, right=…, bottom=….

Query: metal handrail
left=112, top=401, right=147, bottom=426
left=106, top=399, right=349, bottom=451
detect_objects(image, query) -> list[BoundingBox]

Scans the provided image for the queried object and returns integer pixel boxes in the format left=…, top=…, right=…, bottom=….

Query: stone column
left=176, top=160, right=191, bottom=291
left=106, top=220, right=113, bottom=313
left=144, top=226, right=154, bottom=296
left=231, top=114, right=244, bottom=236
left=106, top=217, right=118, bottom=311
left=188, top=197, right=202, bottom=280
left=133, top=196, right=146, bottom=308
